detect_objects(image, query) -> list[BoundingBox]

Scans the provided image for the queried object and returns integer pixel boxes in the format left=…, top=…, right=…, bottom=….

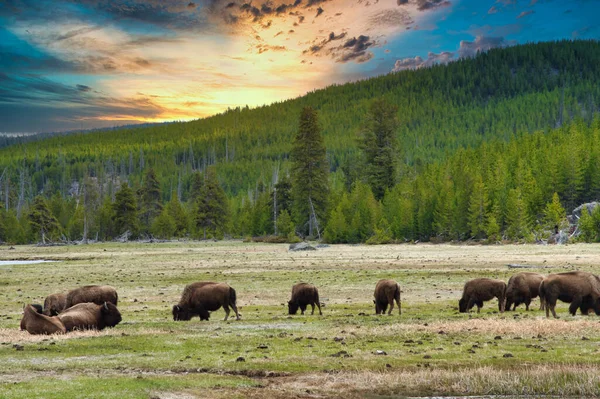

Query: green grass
left=2, top=242, right=600, bottom=397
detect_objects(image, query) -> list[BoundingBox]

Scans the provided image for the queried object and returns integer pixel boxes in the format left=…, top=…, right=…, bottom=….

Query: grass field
left=1, top=241, right=600, bottom=398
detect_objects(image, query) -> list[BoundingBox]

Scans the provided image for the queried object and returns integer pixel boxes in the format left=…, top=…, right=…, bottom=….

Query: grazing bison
left=20, top=304, right=66, bottom=335
left=172, top=282, right=240, bottom=321
left=539, top=271, right=600, bottom=318
left=505, top=272, right=545, bottom=311
left=66, top=285, right=118, bottom=308
left=374, top=279, right=401, bottom=315
left=459, top=278, right=506, bottom=313
left=288, top=283, right=322, bottom=315
left=57, top=302, right=122, bottom=331
left=43, top=293, right=67, bottom=316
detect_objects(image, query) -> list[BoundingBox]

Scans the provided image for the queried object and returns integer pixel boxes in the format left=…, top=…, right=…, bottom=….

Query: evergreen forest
left=1, top=39, right=600, bottom=244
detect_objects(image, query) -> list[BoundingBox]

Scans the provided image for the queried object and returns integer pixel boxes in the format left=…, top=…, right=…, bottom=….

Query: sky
left=1, top=0, right=598, bottom=133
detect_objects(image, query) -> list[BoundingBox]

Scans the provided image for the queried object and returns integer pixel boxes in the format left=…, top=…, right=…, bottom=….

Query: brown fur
left=20, top=304, right=66, bottom=335
left=43, top=293, right=67, bottom=316
left=459, top=278, right=506, bottom=313
left=172, top=282, right=240, bottom=321
left=58, top=302, right=122, bottom=331
left=374, top=279, right=401, bottom=315
left=66, top=285, right=118, bottom=308
left=539, top=271, right=600, bottom=318
left=505, top=272, right=545, bottom=311
left=288, top=283, right=322, bottom=315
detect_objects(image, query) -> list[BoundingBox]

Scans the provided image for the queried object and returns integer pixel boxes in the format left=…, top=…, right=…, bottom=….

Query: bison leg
left=525, top=299, right=531, bottom=311
left=387, top=297, right=395, bottom=316
left=466, top=298, right=475, bottom=313
left=539, top=297, right=545, bottom=311
left=316, top=301, right=322, bottom=316
left=223, top=305, right=230, bottom=321
left=569, top=296, right=582, bottom=316
left=310, top=303, right=315, bottom=315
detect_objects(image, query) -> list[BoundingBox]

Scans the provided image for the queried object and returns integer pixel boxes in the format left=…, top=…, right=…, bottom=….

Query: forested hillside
left=0, top=40, right=599, bottom=244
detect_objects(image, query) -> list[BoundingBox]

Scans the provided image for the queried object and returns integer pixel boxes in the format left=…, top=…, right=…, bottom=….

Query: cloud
left=392, top=51, right=453, bottom=71
left=416, top=0, right=451, bottom=11
left=516, top=10, right=534, bottom=19
left=488, top=6, right=498, bottom=14
left=368, top=9, right=413, bottom=27
left=76, top=84, right=92, bottom=92
left=336, top=35, right=374, bottom=63
left=457, top=36, right=514, bottom=58
left=392, top=36, right=514, bottom=71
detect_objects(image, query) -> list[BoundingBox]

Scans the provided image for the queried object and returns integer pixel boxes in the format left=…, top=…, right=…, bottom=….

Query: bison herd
left=18, top=271, right=600, bottom=335
left=460, top=271, right=600, bottom=318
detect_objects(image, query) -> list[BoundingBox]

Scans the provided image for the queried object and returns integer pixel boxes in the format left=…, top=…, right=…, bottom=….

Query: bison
left=43, top=293, right=67, bottom=316
left=172, top=282, right=240, bottom=321
left=20, top=304, right=66, bottom=335
left=288, top=283, right=322, bottom=315
left=539, top=271, right=600, bottom=318
left=66, top=285, right=118, bottom=308
left=374, top=279, right=401, bottom=315
left=459, top=278, right=506, bottom=313
left=57, top=302, right=122, bottom=331
left=505, top=272, right=545, bottom=311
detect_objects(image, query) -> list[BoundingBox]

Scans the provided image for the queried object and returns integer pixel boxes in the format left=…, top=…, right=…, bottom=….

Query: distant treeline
left=1, top=40, right=600, bottom=244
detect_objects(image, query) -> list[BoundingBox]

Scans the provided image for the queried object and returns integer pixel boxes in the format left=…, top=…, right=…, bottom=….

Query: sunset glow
left=1, top=0, right=598, bottom=132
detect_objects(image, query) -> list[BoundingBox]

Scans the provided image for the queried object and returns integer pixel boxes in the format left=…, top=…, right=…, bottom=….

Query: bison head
left=458, top=298, right=468, bottom=313
left=31, top=304, right=44, bottom=314
left=172, top=305, right=192, bottom=321
left=580, top=295, right=600, bottom=315
left=101, top=302, right=122, bottom=328
left=288, top=301, right=299, bottom=315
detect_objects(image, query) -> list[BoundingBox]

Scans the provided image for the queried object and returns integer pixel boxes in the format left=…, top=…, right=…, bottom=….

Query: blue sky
left=1, top=0, right=598, bottom=133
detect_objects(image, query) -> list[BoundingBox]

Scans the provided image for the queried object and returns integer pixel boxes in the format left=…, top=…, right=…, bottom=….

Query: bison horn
left=104, top=302, right=109, bottom=310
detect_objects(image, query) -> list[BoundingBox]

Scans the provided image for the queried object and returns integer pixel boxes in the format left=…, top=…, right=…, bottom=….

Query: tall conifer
left=291, top=106, right=329, bottom=238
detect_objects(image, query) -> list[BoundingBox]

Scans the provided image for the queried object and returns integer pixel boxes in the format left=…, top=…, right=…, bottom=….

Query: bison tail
left=229, top=287, right=237, bottom=306
left=539, top=280, right=547, bottom=302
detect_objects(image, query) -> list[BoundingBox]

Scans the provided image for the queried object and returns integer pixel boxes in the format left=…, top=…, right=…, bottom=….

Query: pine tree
left=165, top=193, right=188, bottom=237
left=276, top=209, right=295, bottom=238
left=578, top=208, right=596, bottom=242
left=113, top=183, right=139, bottom=239
left=97, top=197, right=115, bottom=240
left=194, top=166, right=229, bottom=239
left=139, top=168, right=162, bottom=232
left=291, top=106, right=329, bottom=238
left=324, top=204, right=348, bottom=243
left=151, top=208, right=176, bottom=238
left=358, top=98, right=399, bottom=200
left=504, top=188, right=531, bottom=240
left=28, top=195, right=61, bottom=243
left=543, top=192, right=567, bottom=230
left=468, top=175, right=489, bottom=239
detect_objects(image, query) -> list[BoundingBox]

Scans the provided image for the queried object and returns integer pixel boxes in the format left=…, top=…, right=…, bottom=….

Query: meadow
left=1, top=241, right=600, bottom=398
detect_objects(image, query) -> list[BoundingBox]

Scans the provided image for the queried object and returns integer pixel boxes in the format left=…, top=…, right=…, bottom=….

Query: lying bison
left=57, top=302, right=122, bottom=331
left=459, top=278, right=506, bottom=313
left=66, top=285, right=118, bottom=308
left=374, top=279, right=401, bottom=315
left=288, top=283, right=322, bottom=315
left=539, top=271, right=600, bottom=318
left=20, top=304, right=66, bottom=335
left=505, top=272, right=545, bottom=311
left=43, top=293, right=67, bottom=316
left=173, top=282, right=240, bottom=321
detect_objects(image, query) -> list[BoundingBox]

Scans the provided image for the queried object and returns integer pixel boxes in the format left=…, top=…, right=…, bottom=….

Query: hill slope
left=0, top=40, right=598, bottom=200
